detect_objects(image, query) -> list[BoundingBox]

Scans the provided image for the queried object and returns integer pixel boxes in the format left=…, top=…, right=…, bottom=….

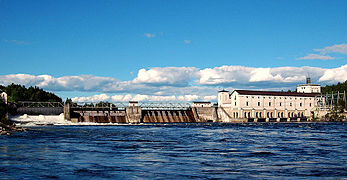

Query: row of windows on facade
left=240, top=101, right=312, bottom=107
left=233, top=112, right=305, bottom=118
left=239, top=96, right=313, bottom=100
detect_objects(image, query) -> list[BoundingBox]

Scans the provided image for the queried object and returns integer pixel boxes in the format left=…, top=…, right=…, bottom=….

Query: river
left=0, top=122, right=346, bottom=179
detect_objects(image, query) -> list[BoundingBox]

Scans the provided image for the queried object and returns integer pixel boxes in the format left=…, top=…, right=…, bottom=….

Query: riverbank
left=0, top=122, right=26, bottom=135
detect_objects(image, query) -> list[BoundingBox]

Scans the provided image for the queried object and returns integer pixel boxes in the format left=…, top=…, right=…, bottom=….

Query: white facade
left=218, top=90, right=323, bottom=119
left=296, top=77, right=321, bottom=93
left=297, top=84, right=321, bottom=93
left=0, top=92, right=7, bottom=104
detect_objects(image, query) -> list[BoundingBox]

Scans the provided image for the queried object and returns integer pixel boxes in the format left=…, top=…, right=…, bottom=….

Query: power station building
left=218, top=78, right=325, bottom=121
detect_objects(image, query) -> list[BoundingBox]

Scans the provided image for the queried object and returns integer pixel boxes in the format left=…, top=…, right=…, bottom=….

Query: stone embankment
left=0, top=123, right=26, bottom=135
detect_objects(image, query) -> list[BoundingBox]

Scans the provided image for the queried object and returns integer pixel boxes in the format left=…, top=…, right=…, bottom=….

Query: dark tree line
left=0, top=83, right=62, bottom=103
left=321, top=80, right=347, bottom=94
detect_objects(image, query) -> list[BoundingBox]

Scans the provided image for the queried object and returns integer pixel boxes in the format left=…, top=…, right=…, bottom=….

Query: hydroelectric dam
left=16, top=101, right=312, bottom=123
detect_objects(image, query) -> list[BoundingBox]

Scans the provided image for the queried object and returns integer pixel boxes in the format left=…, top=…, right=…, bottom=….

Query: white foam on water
left=10, top=114, right=152, bottom=126
left=11, top=114, right=73, bottom=126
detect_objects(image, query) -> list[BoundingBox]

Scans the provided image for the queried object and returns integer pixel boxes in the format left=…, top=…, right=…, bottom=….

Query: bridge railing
left=139, top=102, right=191, bottom=110
left=70, top=102, right=128, bottom=109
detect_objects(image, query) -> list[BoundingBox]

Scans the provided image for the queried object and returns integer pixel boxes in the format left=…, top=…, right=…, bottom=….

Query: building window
left=280, top=102, right=282, bottom=106
left=258, top=102, right=260, bottom=106
left=300, top=103, right=302, bottom=107
left=309, top=103, right=312, bottom=107
left=269, top=102, right=271, bottom=106
left=235, top=102, right=237, bottom=106
left=246, top=96, right=248, bottom=98
left=290, top=103, right=292, bottom=106
left=246, top=102, right=249, bottom=106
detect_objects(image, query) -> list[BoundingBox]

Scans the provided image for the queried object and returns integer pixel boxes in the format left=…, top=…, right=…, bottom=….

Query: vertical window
left=290, top=103, right=292, bottom=107
left=258, top=102, right=260, bottom=106
left=280, top=102, right=282, bottom=106
left=246, top=101, right=249, bottom=106
left=300, top=103, right=302, bottom=107
left=269, top=102, right=271, bottom=106
left=235, top=102, right=237, bottom=106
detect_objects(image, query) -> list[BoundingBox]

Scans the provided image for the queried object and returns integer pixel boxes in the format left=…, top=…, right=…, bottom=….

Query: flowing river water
left=0, top=122, right=346, bottom=179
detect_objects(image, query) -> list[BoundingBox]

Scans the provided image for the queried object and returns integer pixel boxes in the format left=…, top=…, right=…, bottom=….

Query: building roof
left=234, top=90, right=320, bottom=97
left=297, top=84, right=321, bottom=86
left=218, top=89, right=229, bottom=92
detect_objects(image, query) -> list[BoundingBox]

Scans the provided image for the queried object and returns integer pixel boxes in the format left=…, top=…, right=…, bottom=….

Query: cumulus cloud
left=319, top=64, right=347, bottom=83
left=0, top=74, right=120, bottom=92
left=314, top=43, right=347, bottom=54
left=133, top=67, right=198, bottom=86
left=71, top=94, right=110, bottom=102
left=296, top=53, right=335, bottom=60
left=197, top=65, right=329, bottom=86
left=1, top=65, right=346, bottom=102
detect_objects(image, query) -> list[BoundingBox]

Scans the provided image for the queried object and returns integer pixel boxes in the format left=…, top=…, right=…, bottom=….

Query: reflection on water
left=0, top=122, right=346, bottom=179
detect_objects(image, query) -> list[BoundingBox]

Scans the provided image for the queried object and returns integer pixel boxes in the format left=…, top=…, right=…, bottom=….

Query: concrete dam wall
left=64, top=103, right=218, bottom=123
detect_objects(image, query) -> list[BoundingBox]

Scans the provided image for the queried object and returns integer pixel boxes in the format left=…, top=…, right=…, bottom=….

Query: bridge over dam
left=16, top=101, right=312, bottom=123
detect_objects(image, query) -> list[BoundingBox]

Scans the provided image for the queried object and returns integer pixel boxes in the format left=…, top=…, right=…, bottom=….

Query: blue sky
left=0, top=0, right=346, bottom=102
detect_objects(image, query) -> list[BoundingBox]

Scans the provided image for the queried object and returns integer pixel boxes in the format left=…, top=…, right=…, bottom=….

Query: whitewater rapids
left=10, top=114, right=129, bottom=126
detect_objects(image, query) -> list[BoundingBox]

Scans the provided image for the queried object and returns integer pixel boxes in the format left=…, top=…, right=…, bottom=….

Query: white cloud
left=133, top=67, right=198, bottom=86
left=72, top=94, right=110, bottom=102
left=177, top=95, right=199, bottom=101
left=198, top=66, right=252, bottom=85
left=296, top=53, right=335, bottom=60
left=314, top=43, right=347, bottom=54
left=184, top=40, right=191, bottom=44
left=249, top=68, right=283, bottom=82
left=319, top=64, right=347, bottom=83
left=1, top=65, right=346, bottom=101
left=197, top=65, right=328, bottom=85
left=203, top=95, right=217, bottom=101
left=144, top=33, right=156, bottom=38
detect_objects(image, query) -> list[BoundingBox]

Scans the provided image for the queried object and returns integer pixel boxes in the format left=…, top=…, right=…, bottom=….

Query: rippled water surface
left=1, top=122, right=346, bottom=179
